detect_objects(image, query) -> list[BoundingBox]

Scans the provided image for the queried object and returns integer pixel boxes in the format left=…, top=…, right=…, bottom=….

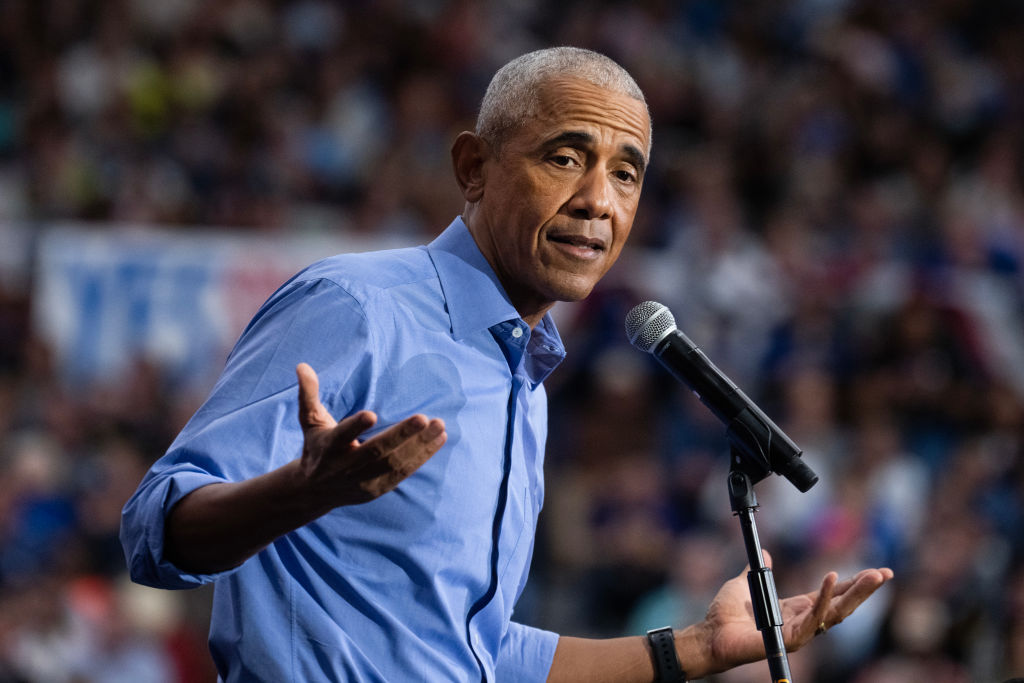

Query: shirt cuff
left=495, top=621, right=559, bottom=682
left=121, top=468, right=236, bottom=589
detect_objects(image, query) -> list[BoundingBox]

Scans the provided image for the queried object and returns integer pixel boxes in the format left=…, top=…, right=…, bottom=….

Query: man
left=121, top=47, right=892, bottom=681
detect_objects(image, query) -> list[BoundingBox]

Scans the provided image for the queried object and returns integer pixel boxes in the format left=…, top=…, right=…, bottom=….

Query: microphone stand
left=726, top=441, right=792, bottom=683
left=622, top=299, right=817, bottom=680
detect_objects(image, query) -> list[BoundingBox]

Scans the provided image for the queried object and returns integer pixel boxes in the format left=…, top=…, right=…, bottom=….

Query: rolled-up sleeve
left=120, top=467, right=232, bottom=588
left=495, top=621, right=559, bottom=682
left=120, top=274, right=373, bottom=590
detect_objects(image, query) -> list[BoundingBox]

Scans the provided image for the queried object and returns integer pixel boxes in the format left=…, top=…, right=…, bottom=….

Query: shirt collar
left=426, top=217, right=566, bottom=382
left=426, top=217, right=523, bottom=339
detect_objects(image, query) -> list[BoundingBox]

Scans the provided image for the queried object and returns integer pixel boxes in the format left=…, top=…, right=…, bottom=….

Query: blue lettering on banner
left=34, top=224, right=393, bottom=391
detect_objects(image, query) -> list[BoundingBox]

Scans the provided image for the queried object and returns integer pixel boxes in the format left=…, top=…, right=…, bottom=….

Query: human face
left=464, top=76, right=650, bottom=327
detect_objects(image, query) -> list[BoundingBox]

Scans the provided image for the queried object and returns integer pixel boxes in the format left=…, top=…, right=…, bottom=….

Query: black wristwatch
left=646, top=626, right=687, bottom=682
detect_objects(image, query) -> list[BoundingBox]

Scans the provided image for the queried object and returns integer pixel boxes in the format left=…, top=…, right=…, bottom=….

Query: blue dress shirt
left=120, top=218, right=566, bottom=682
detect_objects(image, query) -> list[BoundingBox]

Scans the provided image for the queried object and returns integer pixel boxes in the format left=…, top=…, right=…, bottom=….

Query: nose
left=567, top=168, right=613, bottom=221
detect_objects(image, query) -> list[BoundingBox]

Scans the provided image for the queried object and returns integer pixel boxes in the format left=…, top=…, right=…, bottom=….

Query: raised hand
left=295, top=362, right=447, bottom=507
left=163, top=364, right=448, bottom=574
left=700, top=552, right=894, bottom=673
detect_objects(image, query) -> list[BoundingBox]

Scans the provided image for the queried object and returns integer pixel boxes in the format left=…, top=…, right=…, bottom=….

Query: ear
left=451, top=131, right=489, bottom=203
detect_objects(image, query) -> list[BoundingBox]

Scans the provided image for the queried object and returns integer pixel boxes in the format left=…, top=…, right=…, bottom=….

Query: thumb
left=296, top=363, right=336, bottom=432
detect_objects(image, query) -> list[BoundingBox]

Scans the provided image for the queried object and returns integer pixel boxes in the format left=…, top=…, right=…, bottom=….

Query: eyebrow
left=541, top=130, right=648, bottom=177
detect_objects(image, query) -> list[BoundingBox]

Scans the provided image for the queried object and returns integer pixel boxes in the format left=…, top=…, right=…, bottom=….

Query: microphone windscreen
left=625, top=301, right=676, bottom=352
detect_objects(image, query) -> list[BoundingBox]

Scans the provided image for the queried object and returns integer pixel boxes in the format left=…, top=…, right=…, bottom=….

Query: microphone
left=625, top=301, right=818, bottom=492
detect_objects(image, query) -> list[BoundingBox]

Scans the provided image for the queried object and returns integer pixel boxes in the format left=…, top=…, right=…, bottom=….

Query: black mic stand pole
left=726, top=442, right=792, bottom=683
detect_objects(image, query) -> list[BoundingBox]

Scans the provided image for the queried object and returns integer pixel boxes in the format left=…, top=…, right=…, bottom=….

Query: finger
left=381, top=418, right=447, bottom=484
left=408, top=418, right=447, bottom=455
left=363, top=417, right=446, bottom=482
left=332, top=410, right=379, bottom=445
left=335, top=418, right=445, bottom=499
left=733, top=549, right=773, bottom=575
left=809, top=571, right=838, bottom=633
left=420, top=418, right=447, bottom=450
left=358, top=414, right=438, bottom=458
left=297, top=363, right=335, bottom=432
left=826, top=568, right=892, bottom=624
left=830, top=567, right=893, bottom=598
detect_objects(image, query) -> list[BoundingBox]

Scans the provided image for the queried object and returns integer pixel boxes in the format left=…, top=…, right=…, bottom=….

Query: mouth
left=545, top=232, right=607, bottom=259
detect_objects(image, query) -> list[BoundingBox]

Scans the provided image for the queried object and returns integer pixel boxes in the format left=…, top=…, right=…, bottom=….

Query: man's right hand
left=296, top=362, right=447, bottom=507
left=164, top=363, right=446, bottom=574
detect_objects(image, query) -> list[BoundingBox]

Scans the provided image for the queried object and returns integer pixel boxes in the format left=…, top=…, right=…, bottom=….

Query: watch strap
left=646, top=626, right=687, bottom=682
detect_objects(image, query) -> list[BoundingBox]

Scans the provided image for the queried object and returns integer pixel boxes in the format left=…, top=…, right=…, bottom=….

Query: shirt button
left=511, top=326, right=523, bottom=338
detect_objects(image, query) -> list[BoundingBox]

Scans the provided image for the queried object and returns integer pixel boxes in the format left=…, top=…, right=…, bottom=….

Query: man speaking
left=121, top=47, right=892, bottom=681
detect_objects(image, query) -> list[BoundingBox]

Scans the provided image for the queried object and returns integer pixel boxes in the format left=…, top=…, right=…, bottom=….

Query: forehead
left=519, top=76, right=651, bottom=156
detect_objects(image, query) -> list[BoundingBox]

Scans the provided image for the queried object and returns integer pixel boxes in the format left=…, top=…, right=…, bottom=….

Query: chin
left=527, top=266, right=606, bottom=308
left=547, top=280, right=598, bottom=304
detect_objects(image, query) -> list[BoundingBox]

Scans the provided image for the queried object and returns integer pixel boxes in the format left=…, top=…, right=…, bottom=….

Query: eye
left=550, top=154, right=576, bottom=167
left=613, top=169, right=637, bottom=184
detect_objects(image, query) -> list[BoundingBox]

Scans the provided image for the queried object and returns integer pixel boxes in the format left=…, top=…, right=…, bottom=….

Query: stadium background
left=1, top=0, right=1023, bottom=680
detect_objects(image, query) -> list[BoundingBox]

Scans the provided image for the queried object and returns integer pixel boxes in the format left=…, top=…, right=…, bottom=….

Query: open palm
left=702, top=553, right=893, bottom=672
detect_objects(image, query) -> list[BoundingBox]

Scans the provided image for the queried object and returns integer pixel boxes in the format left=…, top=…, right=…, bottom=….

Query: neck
left=461, top=208, right=553, bottom=330
left=520, top=306, right=552, bottom=330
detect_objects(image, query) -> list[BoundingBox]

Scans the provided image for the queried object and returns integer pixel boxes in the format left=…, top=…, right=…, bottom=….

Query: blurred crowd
left=2, top=0, right=1024, bottom=680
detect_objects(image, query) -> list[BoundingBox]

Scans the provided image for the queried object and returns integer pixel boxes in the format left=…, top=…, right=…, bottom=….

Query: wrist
left=672, top=621, right=716, bottom=680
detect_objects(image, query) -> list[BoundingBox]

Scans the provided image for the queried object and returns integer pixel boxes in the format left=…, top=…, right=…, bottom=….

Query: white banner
left=33, top=223, right=408, bottom=389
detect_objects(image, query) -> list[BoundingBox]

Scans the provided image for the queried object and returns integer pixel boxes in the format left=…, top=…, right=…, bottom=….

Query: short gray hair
left=476, top=47, right=650, bottom=153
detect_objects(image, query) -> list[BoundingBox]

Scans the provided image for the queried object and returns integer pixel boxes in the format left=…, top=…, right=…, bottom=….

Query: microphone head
left=625, top=301, right=677, bottom=353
